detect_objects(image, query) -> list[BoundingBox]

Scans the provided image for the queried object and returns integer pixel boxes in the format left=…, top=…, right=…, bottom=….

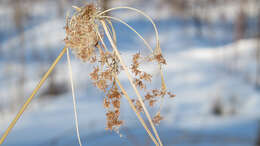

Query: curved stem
left=97, top=6, right=160, bottom=51
left=67, top=48, right=83, bottom=146
left=99, top=16, right=153, bottom=52
left=101, top=20, right=163, bottom=146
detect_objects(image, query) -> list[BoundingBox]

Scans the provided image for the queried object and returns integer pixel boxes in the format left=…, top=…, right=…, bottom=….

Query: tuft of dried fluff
left=65, top=4, right=99, bottom=62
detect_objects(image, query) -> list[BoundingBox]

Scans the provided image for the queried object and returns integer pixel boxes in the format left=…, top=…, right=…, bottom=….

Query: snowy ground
left=1, top=0, right=260, bottom=146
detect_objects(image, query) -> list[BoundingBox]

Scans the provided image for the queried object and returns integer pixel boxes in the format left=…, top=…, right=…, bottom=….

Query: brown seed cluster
left=154, top=53, right=167, bottom=65
left=104, top=81, right=123, bottom=131
left=152, top=112, right=164, bottom=125
left=106, top=110, right=123, bottom=131
left=88, top=50, right=124, bottom=131
left=131, top=53, right=152, bottom=90
left=130, top=53, right=175, bottom=121
left=131, top=99, right=144, bottom=113
left=65, top=4, right=99, bottom=62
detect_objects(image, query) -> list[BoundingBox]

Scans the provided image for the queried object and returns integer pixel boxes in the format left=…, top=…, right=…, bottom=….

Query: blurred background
left=0, top=0, right=260, bottom=145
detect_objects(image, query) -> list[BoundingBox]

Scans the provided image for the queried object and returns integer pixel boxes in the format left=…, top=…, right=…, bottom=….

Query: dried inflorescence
left=106, top=110, right=123, bottom=131
left=88, top=49, right=124, bottom=131
left=65, top=4, right=99, bottom=62
left=104, top=81, right=123, bottom=131
left=130, top=52, right=175, bottom=121
left=152, top=112, right=164, bottom=125
left=64, top=3, right=175, bottom=133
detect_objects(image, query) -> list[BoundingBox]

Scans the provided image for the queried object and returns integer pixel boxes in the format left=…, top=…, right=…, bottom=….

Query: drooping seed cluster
left=104, top=81, right=123, bottom=131
left=89, top=50, right=124, bottom=131
left=64, top=3, right=175, bottom=133
left=130, top=52, right=175, bottom=124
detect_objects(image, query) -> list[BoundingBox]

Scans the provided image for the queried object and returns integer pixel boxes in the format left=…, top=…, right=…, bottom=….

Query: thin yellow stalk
left=66, top=48, right=83, bottom=146
left=114, top=76, right=159, bottom=146
left=94, top=25, right=109, bottom=52
left=99, top=16, right=153, bottom=52
left=106, top=19, right=117, bottom=44
left=97, top=6, right=160, bottom=50
left=104, top=19, right=116, bottom=44
left=95, top=28, right=158, bottom=146
left=101, top=20, right=163, bottom=146
left=0, top=48, right=66, bottom=145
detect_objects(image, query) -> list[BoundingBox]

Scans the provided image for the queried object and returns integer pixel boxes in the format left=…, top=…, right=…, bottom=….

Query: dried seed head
left=149, top=99, right=157, bottom=107
left=65, top=4, right=99, bottom=62
left=112, top=99, right=121, bottom=109
left=152, top=112, right=163, bottom=125
left=132, top=99, right=144, bottom=113
left=134, top=78, right=146, bottom=89
left=106, top=110, right=123, bottom=131
left=107, top=82, right=121, bottom=99
left=90, top=67, right=99, bottom=81
left=104, top=82, right=123, bottom=131
left=140, top=72, right=152, bottom=82
left=145, top=92, right=154, bottom=100
left=96, top=79, right=107, bottom=92
left=104, top=98, right=110, bottom=109
left=155, top=53, right=167, bottom=65
left=131, top=53, right=142, bottom=76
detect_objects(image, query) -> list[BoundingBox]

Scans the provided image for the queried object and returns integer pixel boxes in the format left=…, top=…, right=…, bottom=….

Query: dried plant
left=65, top=3, right=175, bottom=146
left=0, top=3, right=175, bottom=146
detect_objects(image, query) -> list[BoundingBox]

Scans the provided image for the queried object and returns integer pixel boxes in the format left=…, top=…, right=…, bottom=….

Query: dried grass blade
left=0, top=48, right=66, bottom=144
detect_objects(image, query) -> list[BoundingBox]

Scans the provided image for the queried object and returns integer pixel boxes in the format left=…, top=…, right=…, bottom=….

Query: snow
left=1, top=0, right=260, bottom=146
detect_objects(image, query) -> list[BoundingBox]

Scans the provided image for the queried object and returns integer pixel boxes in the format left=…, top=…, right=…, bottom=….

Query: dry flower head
left=65, top=4, right=99, bottom=62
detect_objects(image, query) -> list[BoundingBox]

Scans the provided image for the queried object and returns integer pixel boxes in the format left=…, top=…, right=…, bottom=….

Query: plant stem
left=106, top=19, right=117, bottom=44
left=98, top=6, right=160, bottom=49
left=114, top=76, right=159, bottom=146
left=66, top=48, right=83, bottom=146
left=99, top=16, right=153, bottom=52
left=0, top=48, right=66, bottom=145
